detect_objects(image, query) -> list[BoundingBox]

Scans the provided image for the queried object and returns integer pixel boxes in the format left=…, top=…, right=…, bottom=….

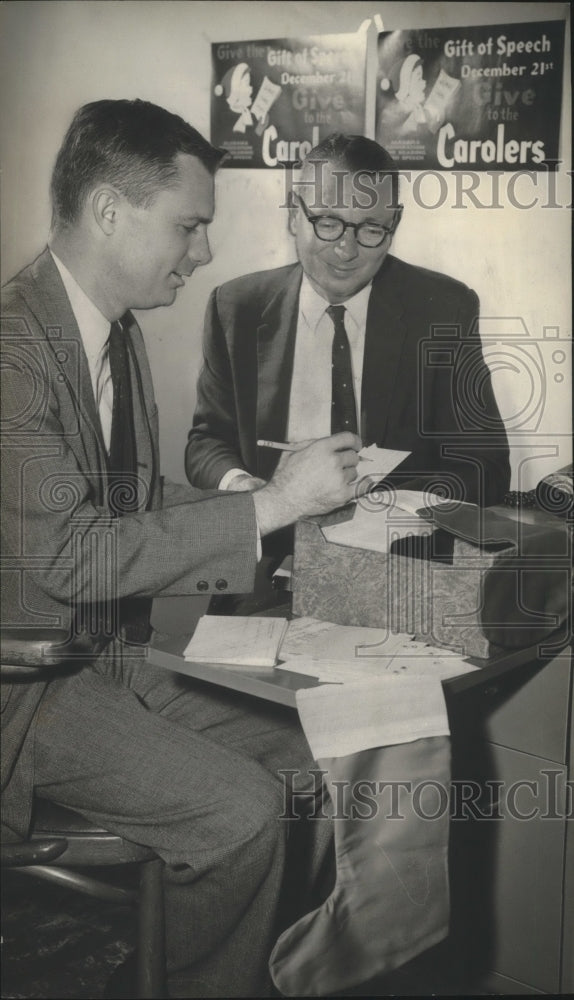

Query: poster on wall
left=211, top=33, right=367, bottom=167
left=375, top=20, right=565, bottom=170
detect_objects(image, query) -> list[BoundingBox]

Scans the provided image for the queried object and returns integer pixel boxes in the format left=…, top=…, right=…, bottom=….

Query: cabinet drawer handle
left=483, top=684, right=500, bottom=698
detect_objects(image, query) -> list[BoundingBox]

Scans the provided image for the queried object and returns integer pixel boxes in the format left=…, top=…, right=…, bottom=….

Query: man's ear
left=392, top=204, right=404, bottom=234
left=91, top=188, right=119, bottom=236
left=288, top=205, right=298, bottom=237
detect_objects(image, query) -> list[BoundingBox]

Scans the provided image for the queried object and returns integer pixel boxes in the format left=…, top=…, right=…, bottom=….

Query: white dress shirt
left=51, top=250, right=113, bottom=450
left=287, top=276, right=371, bottom=442
left=219, top=276, right=372, bottom=489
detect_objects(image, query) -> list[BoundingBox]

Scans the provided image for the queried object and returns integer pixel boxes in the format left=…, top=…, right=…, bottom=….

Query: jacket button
left=215, top=579, right=228, bottom=591
left=196, top=580, right=209, bottom=591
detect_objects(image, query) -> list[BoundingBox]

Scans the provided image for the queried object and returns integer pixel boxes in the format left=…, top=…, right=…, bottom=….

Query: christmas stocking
left=269, top=675, right=451, bottom=997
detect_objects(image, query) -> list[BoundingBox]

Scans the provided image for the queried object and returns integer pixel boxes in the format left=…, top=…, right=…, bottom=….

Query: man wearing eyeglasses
left=186, top=133, right=509, bottom=534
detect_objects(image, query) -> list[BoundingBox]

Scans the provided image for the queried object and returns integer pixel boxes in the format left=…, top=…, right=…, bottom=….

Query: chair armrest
left=1, top=628, right=97, bottom=672
left=2, top=838, right=68, bottom=867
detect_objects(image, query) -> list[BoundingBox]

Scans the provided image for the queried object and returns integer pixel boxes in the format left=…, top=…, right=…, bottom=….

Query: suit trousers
left=32, top=639, right=332, bottom=998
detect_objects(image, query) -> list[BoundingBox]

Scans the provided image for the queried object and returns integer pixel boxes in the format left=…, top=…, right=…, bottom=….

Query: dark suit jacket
left=1, top=248, right=258, bottom=837
left=186, top=257, right=510, bottom=506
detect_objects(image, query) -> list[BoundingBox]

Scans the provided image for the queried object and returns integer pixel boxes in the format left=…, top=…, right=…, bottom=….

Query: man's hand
left=252, top=433, right=361, bottom=537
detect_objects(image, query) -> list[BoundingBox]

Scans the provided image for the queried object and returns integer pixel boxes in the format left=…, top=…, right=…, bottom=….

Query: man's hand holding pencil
left=252, top=433, right=365, bottom=537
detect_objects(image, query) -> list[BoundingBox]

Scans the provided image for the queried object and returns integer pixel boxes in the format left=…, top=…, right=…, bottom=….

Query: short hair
left=51, top=99, right=225, bottom=227
left=301, top=132, right=401, bottom=210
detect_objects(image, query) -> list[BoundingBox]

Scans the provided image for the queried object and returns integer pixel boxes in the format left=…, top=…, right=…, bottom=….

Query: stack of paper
left=277, top=617, right=477, bottom=682
left=183, top=615, right=288, bottom=668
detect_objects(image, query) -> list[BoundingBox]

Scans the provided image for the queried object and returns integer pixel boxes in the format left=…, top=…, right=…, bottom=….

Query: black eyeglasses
left=295, top=195, right=402, bottom=248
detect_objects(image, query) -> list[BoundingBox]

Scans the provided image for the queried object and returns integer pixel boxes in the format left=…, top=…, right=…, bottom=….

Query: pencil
left=256, top=438, right=372, bottom=459
left=256, top=439, right=308, bottom=452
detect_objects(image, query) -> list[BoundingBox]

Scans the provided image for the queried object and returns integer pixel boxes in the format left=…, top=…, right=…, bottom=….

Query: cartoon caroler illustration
left=214, top=62, right=254, bottom=132
left=214, top=62, right=281, bottom=136
left=380, top=52, right=427, bottom=132
left=378, top=51, right=461, bottom=142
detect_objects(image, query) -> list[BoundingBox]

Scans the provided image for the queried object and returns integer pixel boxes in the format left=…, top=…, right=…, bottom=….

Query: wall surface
left=1, top=1, right=571, bottom=487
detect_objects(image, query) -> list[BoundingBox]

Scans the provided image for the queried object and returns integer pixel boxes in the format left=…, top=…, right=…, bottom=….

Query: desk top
left=148, top=624, right=570, bottom=709
left=148, top=504, right=570, bottom=708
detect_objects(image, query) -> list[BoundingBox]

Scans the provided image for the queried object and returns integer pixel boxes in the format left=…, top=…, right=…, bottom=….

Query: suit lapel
left=28, top=252, right=158, bottom=512
left=361, top=259, right=408, bottom=445
left=27, top=250, right=109, bottom=483
left=256, top=265, right=302, bottom=478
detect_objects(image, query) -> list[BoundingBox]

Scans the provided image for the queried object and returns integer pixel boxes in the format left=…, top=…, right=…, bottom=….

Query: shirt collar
left=299, top=273, right=372, bottom=332
left=50, top=250, right=111, bottom=368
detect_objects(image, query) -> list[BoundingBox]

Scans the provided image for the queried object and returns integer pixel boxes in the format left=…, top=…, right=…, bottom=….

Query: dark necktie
left=327, top=304, right=358, bottom=435
left=107, top=319, right=138, bottom=515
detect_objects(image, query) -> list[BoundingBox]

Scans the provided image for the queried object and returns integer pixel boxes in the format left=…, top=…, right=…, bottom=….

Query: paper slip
left=321, top=500, right=435, bottom=553
left=183, top=616, right=288, bottom=668
left=278, top=651, right=477, bottom=683
left=355, top=444, right=410, bottom=484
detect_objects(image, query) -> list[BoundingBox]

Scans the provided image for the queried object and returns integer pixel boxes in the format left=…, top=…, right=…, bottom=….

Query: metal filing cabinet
left=447, top=644, right=572, bottom=994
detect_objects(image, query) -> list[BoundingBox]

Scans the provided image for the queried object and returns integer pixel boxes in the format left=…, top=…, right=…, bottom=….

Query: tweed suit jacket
left=1, top=248, right=259, bottom=837
left=186, top=257, right=510, bottom=506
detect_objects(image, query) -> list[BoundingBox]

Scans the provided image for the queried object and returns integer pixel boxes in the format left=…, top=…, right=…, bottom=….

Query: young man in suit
left=1, top=100, right=363, bottom=997
left=186, top=133, right=510, bottom=510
